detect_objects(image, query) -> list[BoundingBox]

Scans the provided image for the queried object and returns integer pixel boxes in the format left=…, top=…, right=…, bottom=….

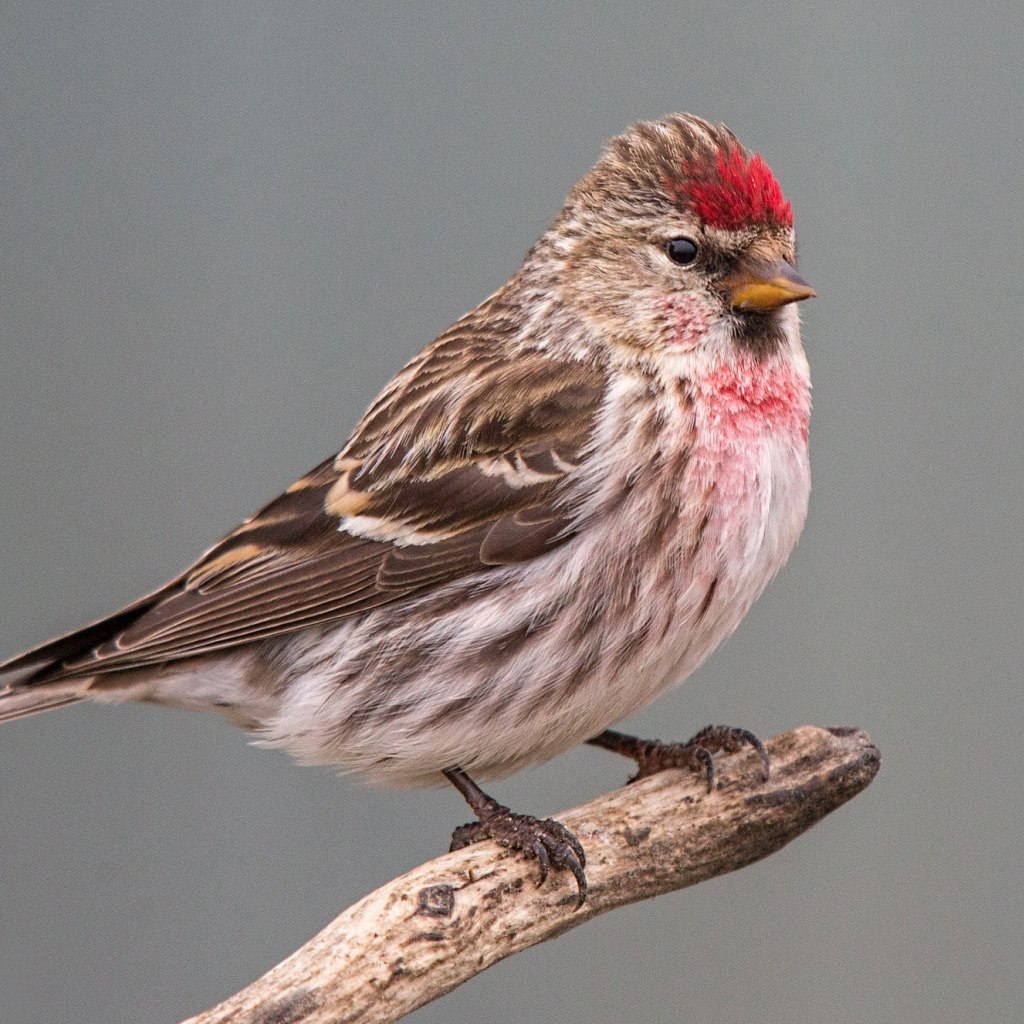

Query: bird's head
left=540, top=114, right=814, bottom=363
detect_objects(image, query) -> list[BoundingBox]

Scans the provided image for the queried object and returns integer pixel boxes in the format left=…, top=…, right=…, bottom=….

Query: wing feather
left=36, top=327, right=608, bottom=680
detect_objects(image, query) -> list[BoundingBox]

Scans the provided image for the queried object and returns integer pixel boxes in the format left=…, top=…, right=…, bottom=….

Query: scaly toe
left=687, top=725, right=771, bottom=782
left=449, top=820, right=487, bottom=851
left=449, top=809, right=588, bottom=906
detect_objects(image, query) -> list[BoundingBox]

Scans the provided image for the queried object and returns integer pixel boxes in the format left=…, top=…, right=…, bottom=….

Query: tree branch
left=181, top=725, right=879, bottom=1024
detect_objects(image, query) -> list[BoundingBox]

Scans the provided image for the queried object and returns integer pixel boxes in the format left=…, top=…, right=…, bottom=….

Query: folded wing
left=1, top=326, right=607, bottom=686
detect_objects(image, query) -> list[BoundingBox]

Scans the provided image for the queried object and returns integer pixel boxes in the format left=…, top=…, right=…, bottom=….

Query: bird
left=0, top=114, right=815, bottom=904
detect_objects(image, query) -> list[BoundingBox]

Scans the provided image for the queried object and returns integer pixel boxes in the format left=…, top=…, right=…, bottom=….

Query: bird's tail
left=0, top=596, right=161, bottom=724
left=0, top=680, right=89, bottom=724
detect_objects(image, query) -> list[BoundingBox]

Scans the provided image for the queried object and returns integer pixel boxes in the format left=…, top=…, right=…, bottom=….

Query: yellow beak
left=727, top=260, right=816, bottom=312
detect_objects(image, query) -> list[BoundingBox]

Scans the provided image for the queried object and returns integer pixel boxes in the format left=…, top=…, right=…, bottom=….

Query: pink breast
left=698, top=353, right=811, bottom=444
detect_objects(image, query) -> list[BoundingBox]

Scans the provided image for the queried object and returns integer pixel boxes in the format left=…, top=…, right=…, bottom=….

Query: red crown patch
left=673, top=147, right=793, bottom=231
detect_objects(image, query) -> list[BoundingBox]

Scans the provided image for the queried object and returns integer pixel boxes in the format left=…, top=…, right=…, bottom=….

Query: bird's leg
left=588, top=725, right=770, bottom=792
left=443, top=766, right=587, bottom=906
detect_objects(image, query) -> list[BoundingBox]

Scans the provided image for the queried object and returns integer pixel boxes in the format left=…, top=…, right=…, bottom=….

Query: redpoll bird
left=0, top=114, right=815, bottom=903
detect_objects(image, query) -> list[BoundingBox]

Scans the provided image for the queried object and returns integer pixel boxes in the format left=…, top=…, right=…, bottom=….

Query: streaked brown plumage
left=1, top=114, right=815, bottom=901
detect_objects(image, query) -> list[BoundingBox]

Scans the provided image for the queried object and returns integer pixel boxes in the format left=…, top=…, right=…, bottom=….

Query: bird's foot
left=591, top=725, right=770, bottom=791
left=450, top=806, right=588, bottom=906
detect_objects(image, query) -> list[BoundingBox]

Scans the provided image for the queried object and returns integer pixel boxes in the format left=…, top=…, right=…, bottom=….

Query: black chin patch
left=732, top=311, right=787, bottom=359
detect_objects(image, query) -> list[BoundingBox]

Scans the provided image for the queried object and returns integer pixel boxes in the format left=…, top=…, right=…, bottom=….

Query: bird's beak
left=726, top=260, right=816, bottom=313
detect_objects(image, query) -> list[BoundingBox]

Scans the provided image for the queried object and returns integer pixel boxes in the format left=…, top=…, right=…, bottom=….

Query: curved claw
left=558, top=842, right=589, bottom=907
left=558, top=822, right=587, bottom=867
left=538, top=817, right=588, bottom=906
left=741, top=729, right=771, bottom=781
left=532, top=837, right=552, bottom=884
left=689, top=724, right=771, bottom=783
left=448, top=810, right=588, bottom=907
left=694, top=745, right=716, bottom=792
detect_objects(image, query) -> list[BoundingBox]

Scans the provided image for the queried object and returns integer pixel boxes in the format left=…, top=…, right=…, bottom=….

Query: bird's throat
left=730, top=311, right=789, bottom=360
left=696, top=349, right=811, bottom=443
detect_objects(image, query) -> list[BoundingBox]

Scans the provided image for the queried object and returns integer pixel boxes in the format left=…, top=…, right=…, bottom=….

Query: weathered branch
left=182, top=725, right=879, bottom=1024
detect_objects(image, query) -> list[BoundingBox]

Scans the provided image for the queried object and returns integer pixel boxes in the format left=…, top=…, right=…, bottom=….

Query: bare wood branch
left=182, top=725, right=879, bottom=1024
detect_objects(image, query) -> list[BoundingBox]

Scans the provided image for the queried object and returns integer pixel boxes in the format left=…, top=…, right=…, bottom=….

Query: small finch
left=1, top=114, right=814, bottom=902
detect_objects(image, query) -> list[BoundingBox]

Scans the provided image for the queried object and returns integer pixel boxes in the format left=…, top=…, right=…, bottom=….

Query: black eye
left=666, top=237, right=699, bottom=266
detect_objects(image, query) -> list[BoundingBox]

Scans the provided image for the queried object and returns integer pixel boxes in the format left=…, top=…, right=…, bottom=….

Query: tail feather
left=0, top=680, right=89, bottom=724
left=0, top=589, right=172, bottom=723
left=0, top=597, right=161, bottom=686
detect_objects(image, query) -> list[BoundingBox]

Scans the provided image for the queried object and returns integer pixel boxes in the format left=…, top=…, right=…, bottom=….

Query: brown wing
left=5, top=327, right=607, bottom=682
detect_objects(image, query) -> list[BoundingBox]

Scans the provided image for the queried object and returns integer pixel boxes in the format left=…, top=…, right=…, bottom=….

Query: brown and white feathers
left=0, top=113, right=813, bottom=788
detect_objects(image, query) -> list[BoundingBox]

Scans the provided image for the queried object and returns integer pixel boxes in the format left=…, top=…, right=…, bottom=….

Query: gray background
left=1, top=2, right=1021, bottom=1022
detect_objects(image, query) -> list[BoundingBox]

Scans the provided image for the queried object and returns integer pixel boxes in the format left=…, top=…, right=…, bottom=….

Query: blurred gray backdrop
left=1, top=2, right=1021, bottom=1022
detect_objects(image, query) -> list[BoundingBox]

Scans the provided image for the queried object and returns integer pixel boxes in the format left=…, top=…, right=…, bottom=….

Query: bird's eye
left=666, top=237, right=699, bottom=266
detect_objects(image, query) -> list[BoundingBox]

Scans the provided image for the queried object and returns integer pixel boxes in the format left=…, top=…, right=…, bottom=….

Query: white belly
left=657, top=429, right=810, bottom=693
